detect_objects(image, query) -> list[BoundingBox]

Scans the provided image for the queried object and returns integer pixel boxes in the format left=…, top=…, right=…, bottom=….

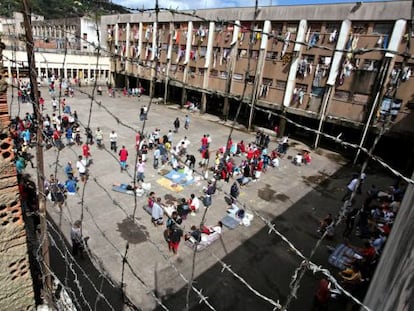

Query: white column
left=283, top=19, right=307, bottom=107
left=138, top=22, right=143, bottom=75
left=126, top=22, right=130, bottom=72
left=204, top=22, right=215, bottom=69
left=184, top=21, right=193, bottom=65
left=114, top=23, right=119, bottom=51
left=327, top=20, right=351, bottom=85
left=8, top=65, right=12, bottom=85
left=151, top=21, right=157, bottom=61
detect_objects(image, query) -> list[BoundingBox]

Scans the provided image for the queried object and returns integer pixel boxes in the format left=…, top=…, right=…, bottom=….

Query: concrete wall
left=363, top=171, right=414, bottom=311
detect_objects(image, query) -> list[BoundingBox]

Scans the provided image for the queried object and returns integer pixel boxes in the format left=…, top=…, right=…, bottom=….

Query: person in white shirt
left=76, top=155, right=87, bottom=182
left=109, top=130, right=118, bottom=152
left=342, top=174, right=359, bottom=202
left=189, top=193, right=200, bottom=215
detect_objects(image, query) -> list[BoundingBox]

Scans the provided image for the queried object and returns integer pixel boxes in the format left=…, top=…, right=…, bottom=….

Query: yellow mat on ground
left=156, top=177, right=184, bottom=192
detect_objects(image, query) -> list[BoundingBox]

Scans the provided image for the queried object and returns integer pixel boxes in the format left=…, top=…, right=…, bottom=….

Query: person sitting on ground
left=318, top=213, right=333, bottom=233
left=293, top=152, right=303, bottom=166
left=338, top=264, right=362, bottom=286
left=203, top=221, right=223, bottom=235
left=151, top=197, right=164, bottom=226
left=185, top=225, right=202, bottom=242
left=303, top=151, right=312, bottom=164
left=176, top=198, right=190, bottom=219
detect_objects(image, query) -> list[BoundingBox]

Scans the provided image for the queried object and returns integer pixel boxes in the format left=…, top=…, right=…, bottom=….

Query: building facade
left=101, top=1, right=414, bottom=146
left=0, top=12, right=110, bottom=85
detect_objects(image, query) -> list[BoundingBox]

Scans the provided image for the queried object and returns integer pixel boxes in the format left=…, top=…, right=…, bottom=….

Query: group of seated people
left=327, top=182, right=405, bottom=296
left=293, top=150, right=312, bottom=166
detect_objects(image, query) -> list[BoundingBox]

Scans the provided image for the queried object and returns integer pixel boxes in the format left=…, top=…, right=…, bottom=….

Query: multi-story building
left=1, top=12, right=110, bottom=84
left=101, top=0, right=414, bottom=168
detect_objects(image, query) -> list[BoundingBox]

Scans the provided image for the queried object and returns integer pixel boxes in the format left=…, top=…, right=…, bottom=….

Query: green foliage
left=0, top=0, right=129, bottom=19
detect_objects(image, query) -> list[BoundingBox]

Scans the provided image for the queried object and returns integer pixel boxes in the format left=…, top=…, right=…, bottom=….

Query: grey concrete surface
left=10, top=87, right=395, bottom=310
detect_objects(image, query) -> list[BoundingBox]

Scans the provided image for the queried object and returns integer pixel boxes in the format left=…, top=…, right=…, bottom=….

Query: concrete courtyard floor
left=11, top=87, right=394, bottom=310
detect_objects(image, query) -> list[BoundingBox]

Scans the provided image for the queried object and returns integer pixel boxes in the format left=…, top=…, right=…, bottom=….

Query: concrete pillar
left=314, top=19, right=351, bottom=148
left=151, top=21, right=157, bottom=61
left=248, top=20, right=271, bottom=130
left=223, top=20, right=240, bottom=119
left=164, top=22, right=174, bottom=105
left=201, top=21, right=216, bottom=113
left=283, top=19, right=307, bottom=107
left=8, top=65, right=12, bottom=85
left=138, top=22, right=143, bottom=75
left=114, top=23, right=119, bottom=50
left=125, top=22, right=130, bottom=72
left=181, top=21, right=193, bottom=107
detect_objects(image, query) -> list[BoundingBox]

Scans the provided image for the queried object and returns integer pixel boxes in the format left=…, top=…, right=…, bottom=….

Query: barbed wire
left=7, top=2, right=412, bottom=310
left=47, top=220, right=116, bottom=311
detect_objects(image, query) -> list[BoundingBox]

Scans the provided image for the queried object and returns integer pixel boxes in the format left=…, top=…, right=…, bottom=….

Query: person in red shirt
left=247, top=148, right=254, bottom=162
left=312, top=278, right=330, bottom=310
left=200, top=134, right=208, bottom=151
left=237, top=140, right=246, bottom=155
left=82, top=143, right=91, bottom=164
left=119, top=145, right=129, bottom=172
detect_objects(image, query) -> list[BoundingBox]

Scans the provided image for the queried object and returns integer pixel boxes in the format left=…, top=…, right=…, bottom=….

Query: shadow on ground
left=48, top=216, right=135, bottom=311
left=155, top=164, right=392, bottom=311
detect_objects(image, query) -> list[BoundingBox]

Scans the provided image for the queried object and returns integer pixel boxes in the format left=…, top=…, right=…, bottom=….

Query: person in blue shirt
left=65, top=177, right=78, bottom=195
left=15, top=156, right=26, bottom=174
left=64, top=161, right=74, bottom=179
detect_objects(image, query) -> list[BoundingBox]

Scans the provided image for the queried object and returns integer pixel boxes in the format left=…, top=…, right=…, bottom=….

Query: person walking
left=136, top=158, right=145, bottom=182
left=230, top=181, right=240, bottom=204
left=70, top=220, right=89, bottom=259
left=184, top=115, right=190, bottom=130
left=109, top=130, right=118, bottom=152
left=119, top=145, right=129, bottom=172
left=82, top=142, right=91, bottom=166
left=173, top=117, right=180, bottom=133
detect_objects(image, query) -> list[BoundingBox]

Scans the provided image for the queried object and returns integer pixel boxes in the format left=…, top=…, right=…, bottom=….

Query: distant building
left=1, top=13, right=110, bottom=84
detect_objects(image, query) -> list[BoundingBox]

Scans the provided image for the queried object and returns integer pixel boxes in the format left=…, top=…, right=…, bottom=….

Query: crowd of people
left=11, top=83, right=406, bottom=310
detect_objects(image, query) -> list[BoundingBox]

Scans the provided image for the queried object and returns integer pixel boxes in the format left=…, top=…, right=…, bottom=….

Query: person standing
left=76, top=155, right=87, bottom=182
left=189, top=193, right=200, bottom=215
left=167, top=212, right=183, bottom=255
left=173, top=117, right=180, bottom=133
left=230, top=181, right=240, bottom=203
left=119, top=146, right=129, bottom=172
left=95, top=127, right=104, bottom=147
left=136, top=158, right=145, bottom=182
left=184, top=115, right=190, bottom=130
left=153, top=146, right=161, bottom=169
left=109, top=130, right=118, bottom=152
left=82, top=143, right=91, bottom=166
left=71, top=220, right=88, bottom=259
